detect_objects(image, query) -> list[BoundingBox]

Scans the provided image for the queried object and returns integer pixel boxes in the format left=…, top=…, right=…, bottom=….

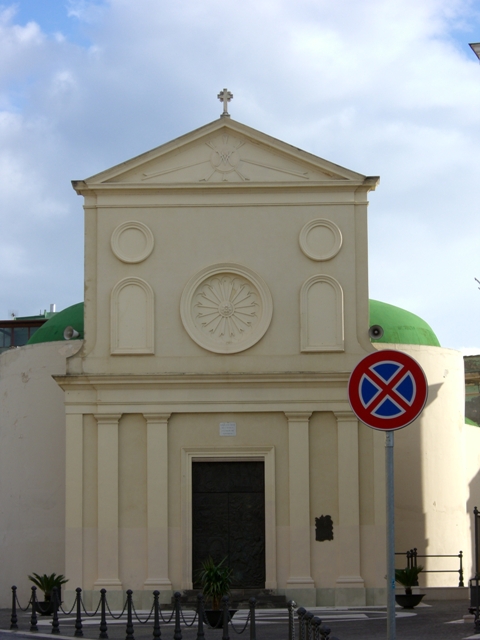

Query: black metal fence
left=471, top=507, right=480, bottom=632
left=9, top=587, right=339, bottom=640
left=291, top=603, right=339, bottom=640
left=395, top=548, right=464, bottom=587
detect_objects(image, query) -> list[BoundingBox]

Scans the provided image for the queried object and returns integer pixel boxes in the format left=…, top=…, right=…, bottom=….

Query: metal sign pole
left=348, top=349, right=428, bottom=640
left=386, top=431, right=395, bottom=640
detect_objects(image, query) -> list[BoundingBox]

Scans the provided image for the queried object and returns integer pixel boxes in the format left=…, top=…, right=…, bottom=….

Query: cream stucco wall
left=375, top=343, right=470, bottom=587
left=0, top=341, right=81, bottom=607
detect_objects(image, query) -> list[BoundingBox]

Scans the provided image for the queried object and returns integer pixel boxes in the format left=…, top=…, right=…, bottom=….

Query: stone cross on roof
left=217, top=88, right=233, bottom=118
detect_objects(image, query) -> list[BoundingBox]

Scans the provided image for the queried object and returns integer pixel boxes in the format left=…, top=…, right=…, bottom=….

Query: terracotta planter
left=395, top=593, right=425, bottom=609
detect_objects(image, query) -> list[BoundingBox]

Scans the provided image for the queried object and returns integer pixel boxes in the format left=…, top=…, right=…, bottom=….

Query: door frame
left=181, top=447, right=277, bottom=590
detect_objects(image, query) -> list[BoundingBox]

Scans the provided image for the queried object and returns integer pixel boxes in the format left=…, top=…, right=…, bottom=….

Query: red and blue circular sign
left=348, top=350, right=428, bottom=431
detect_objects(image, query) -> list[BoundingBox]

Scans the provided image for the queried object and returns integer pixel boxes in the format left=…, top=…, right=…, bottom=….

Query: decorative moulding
left=111, top=277, right=154, bottom=355
left=180, top=263, right=273, bottom=354
left=300, top=274, right=344, bottom=352
left=299, top=219, right=342, bottom=261
left=111, top=221, right=154, bottom=263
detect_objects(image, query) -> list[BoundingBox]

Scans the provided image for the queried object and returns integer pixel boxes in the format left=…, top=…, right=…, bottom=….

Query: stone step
left=172, top=589, right=289, bottom=609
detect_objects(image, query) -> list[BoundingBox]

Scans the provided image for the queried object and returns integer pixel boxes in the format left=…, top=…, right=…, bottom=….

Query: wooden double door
left=192, top=461, right=265, bottom=588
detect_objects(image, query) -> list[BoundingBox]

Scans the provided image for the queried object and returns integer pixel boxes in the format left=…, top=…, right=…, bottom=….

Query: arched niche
left=300, top=275, right=344, bottom=352
left=111, top=277, right=154, bottom=354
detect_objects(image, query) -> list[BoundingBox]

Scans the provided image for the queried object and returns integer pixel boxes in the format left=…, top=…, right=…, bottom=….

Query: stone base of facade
left=64, top=589, right=174, bottom=611
left=65, top=586, right=393, bottom=611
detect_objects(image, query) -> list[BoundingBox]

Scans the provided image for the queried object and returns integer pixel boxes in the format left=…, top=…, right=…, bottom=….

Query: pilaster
left=143, top=413, right=172, bottom=590
left=94, top=414, right=122, bottom=590
left=285, top=412, right=315, bottom=590
left=334, top=411, right=365, bottom=600
left=65, top=414, right=84, bottom=587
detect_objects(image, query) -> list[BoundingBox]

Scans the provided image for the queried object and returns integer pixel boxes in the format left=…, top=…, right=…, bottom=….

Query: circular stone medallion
left=111, top=221, right=154, bottom=263
left=299, top=219, right=342, bottom=261
left=180, top=264, right=273, bottom=354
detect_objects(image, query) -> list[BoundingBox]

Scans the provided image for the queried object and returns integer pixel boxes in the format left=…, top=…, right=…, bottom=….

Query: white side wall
left=0, top=341, right=80, bottom=608
left=375, top=344, right=469, bottom=587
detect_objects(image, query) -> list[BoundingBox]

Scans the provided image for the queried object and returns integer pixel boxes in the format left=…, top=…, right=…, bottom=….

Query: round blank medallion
left=111, top=221, right=154, bottom=264
left=180, top=263, right=273, bottom=354
left=299, top=219, right=342, bottom=261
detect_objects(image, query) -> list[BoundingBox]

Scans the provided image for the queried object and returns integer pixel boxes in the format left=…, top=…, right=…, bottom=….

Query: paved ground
left=0, top=599, right=479, bottom=640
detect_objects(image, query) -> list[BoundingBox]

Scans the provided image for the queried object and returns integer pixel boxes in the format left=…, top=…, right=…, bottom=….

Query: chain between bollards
left=7, top=584, right=266, bottom=640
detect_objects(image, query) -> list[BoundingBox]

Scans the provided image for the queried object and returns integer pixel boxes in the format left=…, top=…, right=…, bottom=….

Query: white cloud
left=0, top=0, right=479, bottom=347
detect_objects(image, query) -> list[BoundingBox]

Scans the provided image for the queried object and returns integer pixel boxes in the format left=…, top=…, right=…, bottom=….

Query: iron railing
left=395, top=548, right=464, bottom=586
left=9, top=586, right=340, bottom=640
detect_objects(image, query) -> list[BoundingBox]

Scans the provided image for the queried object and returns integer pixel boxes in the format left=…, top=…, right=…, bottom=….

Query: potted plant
left=394, top=566, right=425, bottom=608
left=28, top=573, right=69, bottom=615
left=197, top=556, right=235, bottom=627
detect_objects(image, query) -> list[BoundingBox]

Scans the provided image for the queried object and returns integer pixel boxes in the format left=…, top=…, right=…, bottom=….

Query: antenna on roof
left=476, top=277, right=480, bottom=289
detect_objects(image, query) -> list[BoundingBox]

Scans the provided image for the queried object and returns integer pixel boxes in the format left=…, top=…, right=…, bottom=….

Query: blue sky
left=1, top=0, right=480, bottom=350
left=6, top=0, right=104, bottom=45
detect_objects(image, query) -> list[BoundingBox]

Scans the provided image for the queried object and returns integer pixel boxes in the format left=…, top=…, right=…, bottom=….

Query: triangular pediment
left=76, top=119, right=377, bottom=189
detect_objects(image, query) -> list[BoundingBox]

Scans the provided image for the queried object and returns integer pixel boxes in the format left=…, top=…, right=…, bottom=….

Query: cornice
left=54, top=370, right=350, bottom=390
left=71, top=180, right=378, bottom=197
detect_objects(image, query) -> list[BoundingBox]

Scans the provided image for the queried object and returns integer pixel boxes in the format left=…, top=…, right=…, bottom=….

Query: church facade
left=1, top=112, right=475, bottom=609
left=57, top=115, right=387, bottom=607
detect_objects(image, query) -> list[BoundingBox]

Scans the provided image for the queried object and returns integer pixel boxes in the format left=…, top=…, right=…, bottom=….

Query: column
left=94, top=414, right=122, bottom=589
left=143, top=413, right=172, bottom=590
left=334, top=411, right=365, bottom=594
left=65, top=413, right=83, bottom=587
left=285, top=412, right=315, bottom=589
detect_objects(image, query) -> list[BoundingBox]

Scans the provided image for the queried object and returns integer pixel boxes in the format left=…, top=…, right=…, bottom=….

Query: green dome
left=369, top=299, right=440, bottom=347
left=26, top=300, right=439, bottom=348
left=27, top=302, right=84, bottom=345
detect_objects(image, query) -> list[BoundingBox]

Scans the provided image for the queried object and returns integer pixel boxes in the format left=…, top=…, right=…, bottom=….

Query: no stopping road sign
left=348, top=349, right=428, bottom=431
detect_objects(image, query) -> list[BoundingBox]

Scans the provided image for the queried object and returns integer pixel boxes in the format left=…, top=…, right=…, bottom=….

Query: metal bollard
left=173, top=592, right=182, bottom=640
left=311, top=617, right=322, bottom=640
left=125, top=590, right=134, bottom=640
left=51, top=587, right=60, bottom=634
left=287, top=600, right=296, bottom=640
left=304, top=611, right=314, bottom=640
left=10, top=586, right=18, bottom=630
left=196, top=593, right=205, bottom=640
left=222, top=596, right=230, bottom=640
left=74, top=588, right=83, bottom=637
left=30, top=586, right=38, bottom=632
left=99, top=589, right=108, bottom=639
left=297, top=607, right=306, bottom=640
left=249, top=597, right=256, bottom=640
left=152, top=590, right=161, bottom=640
